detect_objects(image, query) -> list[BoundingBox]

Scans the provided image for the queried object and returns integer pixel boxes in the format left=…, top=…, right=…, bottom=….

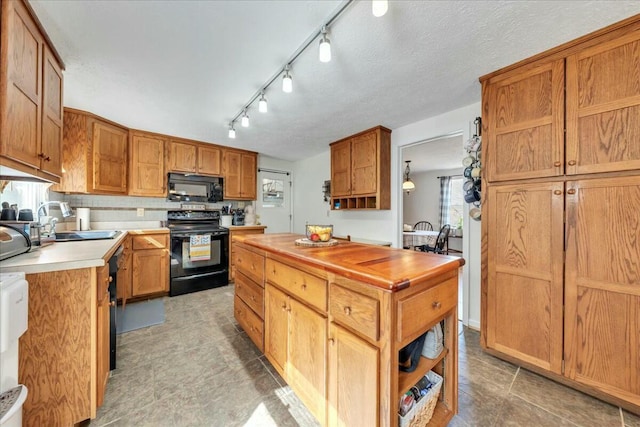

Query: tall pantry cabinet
left=481, top=16, right=640, bottom=413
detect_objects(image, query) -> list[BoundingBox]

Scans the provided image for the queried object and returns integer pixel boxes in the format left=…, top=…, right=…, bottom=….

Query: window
left=448, top=177, right=464, bottom=228
left=0, top=181, right=50, bottom=215
left=262, top=178, right=284, bottom=208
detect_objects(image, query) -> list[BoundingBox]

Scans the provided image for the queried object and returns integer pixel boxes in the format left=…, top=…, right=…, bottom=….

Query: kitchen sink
left=54, top=230, right=122, bottom=242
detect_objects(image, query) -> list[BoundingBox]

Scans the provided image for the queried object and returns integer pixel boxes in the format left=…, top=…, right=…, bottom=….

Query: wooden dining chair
left=413, top=221, right=433, bottom=231
left=417, top=224, right=451, bottom=254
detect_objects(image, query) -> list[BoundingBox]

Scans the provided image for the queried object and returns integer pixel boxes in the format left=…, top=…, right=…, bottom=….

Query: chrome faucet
left=36, top=201, right=73, bottom=236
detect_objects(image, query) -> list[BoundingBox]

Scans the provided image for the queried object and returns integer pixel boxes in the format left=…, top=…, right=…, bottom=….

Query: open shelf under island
left=232, top=233, right=464, bottom=427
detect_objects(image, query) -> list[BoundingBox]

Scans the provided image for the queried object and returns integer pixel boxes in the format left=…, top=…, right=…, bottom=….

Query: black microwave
left=167, top=173, right=223, bottom=203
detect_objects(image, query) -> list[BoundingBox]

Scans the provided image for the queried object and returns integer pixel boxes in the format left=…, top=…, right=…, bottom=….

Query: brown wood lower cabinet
left=19, top=267, right=108, bottom=426
left=233, top=234, right=462, bottom=427
left=229, top=226, right=266, bottom=281
left=130, top=231, right=169, bottom=297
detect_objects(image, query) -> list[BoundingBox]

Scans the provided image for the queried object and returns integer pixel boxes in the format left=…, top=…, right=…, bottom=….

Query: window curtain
left=438, top=176, right=451, bottom=228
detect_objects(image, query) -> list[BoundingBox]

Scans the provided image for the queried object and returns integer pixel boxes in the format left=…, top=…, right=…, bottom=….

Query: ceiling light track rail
left=227, top=0, right=354, bottom=134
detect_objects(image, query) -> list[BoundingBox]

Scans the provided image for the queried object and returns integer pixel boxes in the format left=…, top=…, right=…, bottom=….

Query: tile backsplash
left=51, top=191, right=243, bottom=226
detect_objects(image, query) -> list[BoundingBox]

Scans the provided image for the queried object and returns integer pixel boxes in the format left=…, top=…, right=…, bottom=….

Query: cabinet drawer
left=329, top=283, right=379, bottom=341
left=397, top=276, right=457, bottom=344
left=266, top=259, right=327, bottom=312
left=234, top=295, right=263, bottom=352
left=235, top=271, right=264, bottom=319
left=132, top=234, right=169, bottom=250
left=235, top=245, right=265, bottom=285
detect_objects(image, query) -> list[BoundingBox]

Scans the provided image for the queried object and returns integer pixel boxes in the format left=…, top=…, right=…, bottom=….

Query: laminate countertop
left=235, top=232, right=465, bottom=291
left=0, top=228, right=168, bottom=274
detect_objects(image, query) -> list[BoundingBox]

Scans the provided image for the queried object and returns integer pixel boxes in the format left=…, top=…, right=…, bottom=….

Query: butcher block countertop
left=235, top=232, right=464, bottom=291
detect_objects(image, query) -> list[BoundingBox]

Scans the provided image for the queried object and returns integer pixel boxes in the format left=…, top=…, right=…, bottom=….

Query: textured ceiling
left=30, top=1, right=640, bottom=162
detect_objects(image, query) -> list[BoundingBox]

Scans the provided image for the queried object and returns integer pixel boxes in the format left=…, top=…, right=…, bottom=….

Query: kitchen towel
left=76, top=208, right=91, bottom=230
left=189, top=234, right=211, bottom=261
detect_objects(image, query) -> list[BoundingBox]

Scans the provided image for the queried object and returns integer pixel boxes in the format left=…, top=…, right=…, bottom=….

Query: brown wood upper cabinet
left=129, top=131, right=166, bottom=197
left=53, top=109, right=128, bottom=194
left=168, top=139, right=222, bottom=176
left=0, top=0, right=64, bottom=182
left=223, top=149, right=257, bottom=200
left=330, top=126, right=391, bottom=210
left=483, top=26, right=640, bottom=182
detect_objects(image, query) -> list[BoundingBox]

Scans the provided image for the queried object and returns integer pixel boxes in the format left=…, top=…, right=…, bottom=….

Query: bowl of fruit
left=306, top=224, right=333, bottom=242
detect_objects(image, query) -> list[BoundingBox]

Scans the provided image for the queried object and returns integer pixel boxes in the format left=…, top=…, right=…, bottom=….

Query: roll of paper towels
left=76, top=208, right=91, bottom=230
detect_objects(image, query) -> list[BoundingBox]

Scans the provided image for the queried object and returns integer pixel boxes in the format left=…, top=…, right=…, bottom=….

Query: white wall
left=392, top=102, right=482, bottom=329
left=291, top=102, right=482, bottom=328
left=257, top=155, right=295, bottom=232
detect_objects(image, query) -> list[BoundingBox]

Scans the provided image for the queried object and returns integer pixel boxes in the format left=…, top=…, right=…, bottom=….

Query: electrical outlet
left=137, top=208, right=144, bottom=217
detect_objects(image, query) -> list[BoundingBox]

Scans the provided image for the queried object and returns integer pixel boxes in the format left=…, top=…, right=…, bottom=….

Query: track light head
left=258, top=92, right=268, bottom=113
left=282, top=65, right=293, bottom=93
left=241, top=110, right=249, bottom=127
left=228, top=123, right=236, bottom=139
left=372, top=0, right=388, bottom=17
left=319, top=26, right=331, bottom=63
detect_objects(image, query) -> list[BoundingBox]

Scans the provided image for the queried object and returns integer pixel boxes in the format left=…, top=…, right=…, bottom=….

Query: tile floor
left=90, top=286, right=640, bottom=427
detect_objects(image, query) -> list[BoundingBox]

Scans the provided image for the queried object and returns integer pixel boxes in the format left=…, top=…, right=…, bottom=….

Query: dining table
left=403, top=229, right=439, bottom=249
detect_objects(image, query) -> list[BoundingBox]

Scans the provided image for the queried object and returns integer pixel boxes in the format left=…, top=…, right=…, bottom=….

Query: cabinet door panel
left=92, top=122, right=128, bottom=193
left=351, top=132, right=377, bottom=195
left=198, top=145, right=221, bottom=176
left=169, top=141, right=196, bottom=173
left=288, top=297, right=327, bottom=425
left=223, top=150, right=242, bottom=199
left=331, top=140, right=351, bottom=196
left=132, top=249, right=168, bottom=296
left=40, top=46, right=63, bottom=177
left=486, top=182, right=564, bottom=373
left=129, top=134, right=165, bottom=197
left=566, top=32, right=640, bottom=175
left=485, top=60, right=564, bottom=182
left=240, top=153, right=257, bottom=199
left=328, top=323, right=378, bottom=427
left=264, top=284, right=288, bottom=377
left=1, top=1, right=42, bottom=169
left=565, top=177, right=640, bottom=403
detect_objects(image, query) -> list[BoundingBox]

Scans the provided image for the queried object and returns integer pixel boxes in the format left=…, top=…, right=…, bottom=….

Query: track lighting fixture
left=225, top=1, right=358, bottom=138
left=282, top=65, right=293, bottom=93
left=258, top=92, right=268, bottom=113
left=319, top=26, right=331, bottom=63
left=372, top=0, right=388, bottom=17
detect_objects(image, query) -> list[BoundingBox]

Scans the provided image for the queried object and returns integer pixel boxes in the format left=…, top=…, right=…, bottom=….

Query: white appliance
left=0, top=272, right=29, bottom=427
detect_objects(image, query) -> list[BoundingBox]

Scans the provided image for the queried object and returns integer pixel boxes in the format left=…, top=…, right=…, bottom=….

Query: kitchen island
left=233, top=233, right=464, bottom=427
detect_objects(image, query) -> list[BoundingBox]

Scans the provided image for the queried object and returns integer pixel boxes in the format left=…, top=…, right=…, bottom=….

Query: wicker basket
left=398, top=371, right=443, bottom=427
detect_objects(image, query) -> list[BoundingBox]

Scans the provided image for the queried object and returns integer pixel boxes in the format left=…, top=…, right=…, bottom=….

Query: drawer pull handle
left=344, top=306, right=351, bottom=316
left=432, top=301, right=441, bottom=309
left=554, top=161, right=561, bottom=167
left=250, top=295, right=256, bottom=302
left=281, top=303, right=287, bottom=311
left=553, top=190, right=562, bottom=195
left=109, top=301, right=116, bottom=307
left=567, top=189, right=576, bottom=195
left=251, top=264, right=255, bottom=270
left=107, top=276, right=113, bottom=283
left=301, top=284, right=307, bottom=291
left=328, top=338, right=335, bottom=345
left=568, top=160, right=577, bottom=166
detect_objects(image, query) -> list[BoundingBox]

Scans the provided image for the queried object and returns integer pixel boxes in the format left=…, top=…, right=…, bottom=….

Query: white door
left=257, top=169, right=292, bottom=233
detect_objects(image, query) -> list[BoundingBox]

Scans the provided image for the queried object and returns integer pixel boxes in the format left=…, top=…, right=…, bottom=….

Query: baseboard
left=467, top=319, right=481, bottom=331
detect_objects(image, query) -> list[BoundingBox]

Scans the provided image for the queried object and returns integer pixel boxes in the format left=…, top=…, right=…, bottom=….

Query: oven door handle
left=171, top=232, right=227, bottom=238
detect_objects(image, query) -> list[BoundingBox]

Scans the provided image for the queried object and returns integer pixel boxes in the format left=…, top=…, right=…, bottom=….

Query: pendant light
left=403, top=160, right=415, bottom=193
left=241, top=110, right=249, bottom=127
left=282, top=65, right=293, bottom=93
left=319, top=26, right=331, bottom=63
left=228, top=123, right=236, bottom=139
left=372, top=0, right=388, bottom=17
left=258, top=92, right=268, bottom=113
